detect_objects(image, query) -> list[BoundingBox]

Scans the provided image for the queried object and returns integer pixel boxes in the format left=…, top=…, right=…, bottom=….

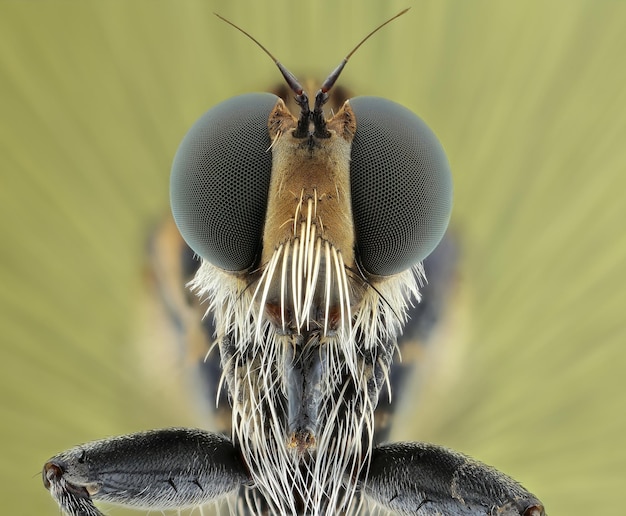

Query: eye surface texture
left=170, top=93, right=277, bottom=271
left=348, top=96, right=453, bottom=276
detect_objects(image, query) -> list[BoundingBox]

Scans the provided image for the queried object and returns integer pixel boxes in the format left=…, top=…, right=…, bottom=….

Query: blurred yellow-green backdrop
left=2, top=1, right=625, bottom=515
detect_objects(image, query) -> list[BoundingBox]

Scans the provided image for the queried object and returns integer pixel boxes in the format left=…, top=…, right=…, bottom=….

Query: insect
left=42, top=9, right=546, bottom=516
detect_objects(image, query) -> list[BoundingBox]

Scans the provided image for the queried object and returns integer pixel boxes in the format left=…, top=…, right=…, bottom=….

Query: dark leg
left=43, top=428, right=249, bottom=516
left=362, top=442, right=545, bottom=516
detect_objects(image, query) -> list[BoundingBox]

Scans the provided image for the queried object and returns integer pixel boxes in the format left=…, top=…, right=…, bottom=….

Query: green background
left=2, top=1, right=625, bottom=514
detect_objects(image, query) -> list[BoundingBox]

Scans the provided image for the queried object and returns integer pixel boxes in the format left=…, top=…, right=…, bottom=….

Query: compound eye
left=170, top=93, right=277, bottom=271
left=349, top=96, right=453, bottom=276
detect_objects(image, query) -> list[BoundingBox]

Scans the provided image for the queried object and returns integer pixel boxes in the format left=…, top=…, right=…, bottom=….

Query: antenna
left=213, top=13, right=306, bottom=99
left=215, top=9, right=410, bottom=138
left=312, top=8, right=410, bottom=137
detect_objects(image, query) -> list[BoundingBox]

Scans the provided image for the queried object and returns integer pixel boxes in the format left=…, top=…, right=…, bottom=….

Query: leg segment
left=43, top=428, right=249, bottom=516
left=362, top=442, right=545, bottom=516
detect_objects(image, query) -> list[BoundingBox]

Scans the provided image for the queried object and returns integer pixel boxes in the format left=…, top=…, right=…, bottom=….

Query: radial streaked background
left=1, top=1, right=625, bottom=515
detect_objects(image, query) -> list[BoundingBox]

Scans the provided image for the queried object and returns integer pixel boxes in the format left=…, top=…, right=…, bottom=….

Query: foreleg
left=363, top=442, right=545, bottom=516
left=43, top=428, right=249, bottom=516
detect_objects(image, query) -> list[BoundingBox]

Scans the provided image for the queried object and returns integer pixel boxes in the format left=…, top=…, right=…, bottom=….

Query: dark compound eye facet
left=348, top=96, right=453, bottom=276
left=170, top=93, right=277, bottom=272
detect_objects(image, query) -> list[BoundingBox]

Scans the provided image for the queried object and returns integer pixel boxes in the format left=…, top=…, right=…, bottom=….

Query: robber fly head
left=171, top=8, right=451, bottom=277
left=169, top=9, right=453, bottom=513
